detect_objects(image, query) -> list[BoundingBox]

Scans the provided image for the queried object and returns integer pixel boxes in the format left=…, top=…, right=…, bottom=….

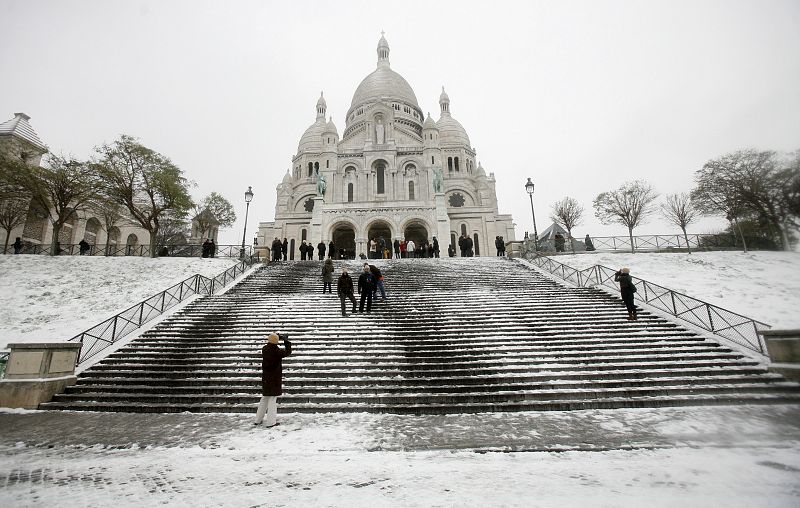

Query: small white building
left=257, top=34, right=515, bottom=259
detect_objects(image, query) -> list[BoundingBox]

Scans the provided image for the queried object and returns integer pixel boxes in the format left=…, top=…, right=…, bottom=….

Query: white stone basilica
left=257, top=34, right=515, bottom=258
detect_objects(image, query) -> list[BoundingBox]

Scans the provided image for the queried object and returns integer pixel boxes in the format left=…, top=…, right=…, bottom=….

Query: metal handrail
left=4, top=243, right=255, bottom=258
left=524, top=255, right=771, bottom=356
left=511, top=233, right=766, bottom=253
left=67, top=256, right=259, bottom=365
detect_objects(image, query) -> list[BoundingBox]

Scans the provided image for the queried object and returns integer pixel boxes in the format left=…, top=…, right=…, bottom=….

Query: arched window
left=289, top=239, right=295, bottom=260
left=326, top=160, right=329, bottom=168
left=461, top=224, right=467, bottom=237
left=347, top=183, right=354, bottom=202
left=376, top=163, right=385, bottom=194
left=314, top=162, right=319, bottom=172
left=408, top=181, right=415, bottom=200
left=301, top=229, right=307, bottom=242
left=473, top=233, right=480, bottom=256
left=307, top=162, right=313, bottom=177
left=431, top=156, right=434, bottom=164
left=455, top=157, right=460, bottom=172
left=448, top=157, right=453, bottom=172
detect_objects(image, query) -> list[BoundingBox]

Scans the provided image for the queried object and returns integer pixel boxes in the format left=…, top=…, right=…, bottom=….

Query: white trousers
left=254, top=396, right=278, bottom=426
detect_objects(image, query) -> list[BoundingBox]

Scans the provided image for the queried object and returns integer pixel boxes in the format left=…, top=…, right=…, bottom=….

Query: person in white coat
left=405, top=239, right=416, bottom=258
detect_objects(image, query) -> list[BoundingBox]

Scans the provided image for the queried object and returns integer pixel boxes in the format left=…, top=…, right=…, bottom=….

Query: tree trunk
left=149, top=229, right=158, bottom=258
left=628, top=227, right=635, bottom=253
left=3, top=229, right=10, bottom=254
left=781, top=219, right=791, bottom=251
left=50, top=223, right=63, bottom=256
left=681, top=226, right=691, bottom=254
left=568, top=228, right=575, bottom=254
left=733, top=217, right=747, bottom=253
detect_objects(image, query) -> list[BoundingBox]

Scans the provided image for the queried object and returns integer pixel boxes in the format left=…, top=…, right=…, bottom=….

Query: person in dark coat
left=210, top=239, right=217, bottom=257
left=554, top=233, right=565, bottom=253
left=495, top=236, right=502, bottom=256
left=271, top=237, right=282, bottom=262
left=358, top=263, right=375, bottom=313
left=201, top=239, right=212, bottom=258
left=369, top=264, right=387, bottom=301
left=328, top=240, right=335, bottom=259
left=585, top=234, right=595, bottom=251
left=79, top=239, right=91, bottom=255
left=12, top=237, right=23, bottom=254
left=458, top=235, right=467, bottom=257
left=317, top=241, right=326, bottom=261
left=465, top=235, right=474, bottom=257
left=282, top=238, right=288, bottom=260
left=299, top=240, right=308, bottom=260
left=393, top=239, right=400, bottom=259
left=255, top=332, right=292, bottom=427
left=432, top=236, right=440, bottom=258
left=448, top=244, right=455, bottom=257
left=322, top=257, right=334, bottom=293
left=614, top=267, right=638, bottom=320
left=499, top=236, right=506, bottom=256
left=337, top=268, right=357, bottom=316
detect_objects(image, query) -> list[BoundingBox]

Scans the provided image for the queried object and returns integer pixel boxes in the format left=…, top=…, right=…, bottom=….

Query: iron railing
left=6, top=243, right=255, bottom=258
left=512, top=233, right=764, bottom=254
left=67, top=256, right=259, bottom=366
left=525, top=255, right=771, bottom=356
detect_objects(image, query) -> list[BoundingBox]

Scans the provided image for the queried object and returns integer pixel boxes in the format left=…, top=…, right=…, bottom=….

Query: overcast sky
left=2, top=0, right=798, bottom=244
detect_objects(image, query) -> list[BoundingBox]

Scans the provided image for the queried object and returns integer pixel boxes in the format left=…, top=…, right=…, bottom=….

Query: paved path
left=1, top=405, right=799, bottom=506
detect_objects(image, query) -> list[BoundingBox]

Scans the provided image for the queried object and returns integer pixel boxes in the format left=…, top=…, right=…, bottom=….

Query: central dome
left=349, top=34, right=420, bottom=111
left=350, top=66, right=419, bottom=109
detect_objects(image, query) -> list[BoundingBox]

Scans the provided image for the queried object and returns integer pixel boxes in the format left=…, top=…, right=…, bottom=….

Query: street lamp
left=241, top=186, right=254, bottom=258
left=525, top=178, right=539, bottom=253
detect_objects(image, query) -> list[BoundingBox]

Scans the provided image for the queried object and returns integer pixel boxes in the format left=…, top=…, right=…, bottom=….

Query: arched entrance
left=403, top=221, right=429, bottom=246
left=126, top=233, right=139, bottom=256
left=367, top=220, right=392, bottom=259
left=331, top=223, right=356, bottom=259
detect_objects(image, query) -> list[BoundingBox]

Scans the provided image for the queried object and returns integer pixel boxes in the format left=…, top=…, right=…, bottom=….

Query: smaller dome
left=439, top=86, right=450, bottom=104
left=282, top=169, right=293, bottom=184
left=324, top=116, right=338, bottom=135
left=316, top=92, right=326, bottom=109
left=422, top=112, right=437, bottom=130
left=298, top=118, right=325, bottom=153
left=476, top=161, right=486, bottom=177
left=436, top=115, right=470, bottom=147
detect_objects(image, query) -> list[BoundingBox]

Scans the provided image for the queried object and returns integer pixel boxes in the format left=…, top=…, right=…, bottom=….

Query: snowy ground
left=0, top=255, right=237, bottom=349
left=549, top=251, right=800, bottom=328
left=0, top=405, right=798, bottom=507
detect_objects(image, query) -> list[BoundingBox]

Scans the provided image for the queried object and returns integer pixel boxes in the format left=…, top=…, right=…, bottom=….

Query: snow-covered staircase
left=41, top=257, right=800, bottom=413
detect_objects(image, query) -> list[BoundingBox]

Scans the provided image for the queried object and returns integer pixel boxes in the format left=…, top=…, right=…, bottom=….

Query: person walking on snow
left=337, top=268, right=357, bottom=316
left=614, top=267, right=638, bottom=320
left=255, top=332, right=292, bottom=427
left=322, top=257, right=334, bottom=293
left=358, top=263, right=376, bottom=313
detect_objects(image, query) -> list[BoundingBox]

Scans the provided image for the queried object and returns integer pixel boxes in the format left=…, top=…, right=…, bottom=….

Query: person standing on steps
left=317, top=241, right=326, bottom=261
left=393, top=239, right=400, bottom=259
left=282, top=238, right=288, bottom=260
left=299, top=240, right=308, bottom=260
left=337, top=267, right=357, bottom=316
left=448, top=243, right=455, bottom=257
left=328, top=240, right=335, bottom=259
left=614, top=267, right=638, bottom=320
left=458, top=234, right=467, bottom=257
left=432, top=236, right=440, bottom=258
left=358, top=263, right=376, bottom=313
left=405, top=239, right=416, bottom=259
left=369, top=264, right=387, bottom=301
left=271, top=237, right=282, bottom=262
left=322, top=257, right=334, bottom=293
left=255, top=332, right=292, bottom=427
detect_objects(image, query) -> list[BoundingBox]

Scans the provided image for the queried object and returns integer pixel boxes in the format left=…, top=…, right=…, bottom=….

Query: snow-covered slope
left=0, top=256, right=238, bottom=348
left=551, top=251, right=800, bottom=328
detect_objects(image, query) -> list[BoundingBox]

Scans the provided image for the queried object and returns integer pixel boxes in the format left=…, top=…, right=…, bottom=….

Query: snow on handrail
left=68, top=256, right=260, bottom=366
left=524, top=254, right=771, bottom=356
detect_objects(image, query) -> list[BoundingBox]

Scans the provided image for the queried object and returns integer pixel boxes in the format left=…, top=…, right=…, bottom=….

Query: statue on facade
left=316, top=170, right=327, bottom=197
left=432, top=168, right=444, bottom=193
left=375, top=117, right=385, bottom=144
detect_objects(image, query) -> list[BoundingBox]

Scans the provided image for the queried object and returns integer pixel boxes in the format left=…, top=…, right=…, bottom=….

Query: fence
left=67, top=256, right=258, bottom=366
left=513, top=233, right=762, bottom=254
left=6, top=243, right=255, bottom=258
left=525, top=255, right=770, bottom=356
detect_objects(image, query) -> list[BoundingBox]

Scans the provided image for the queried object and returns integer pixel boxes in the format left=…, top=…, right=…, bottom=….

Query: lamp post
left=524, top=178, right=538, bottom=252
left=241, top=186, right=254, bottom=258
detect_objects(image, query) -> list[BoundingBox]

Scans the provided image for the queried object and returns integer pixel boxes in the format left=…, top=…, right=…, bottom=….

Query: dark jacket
left=358, top=271, right=375, bottom=294
left=614, top=271, right=637, bottom=295
left=317, top=242, right=326, bottom=256
left=261, top=339, right=292, bottom=396
left=432, top=238, right=439, bottom=252
left=369, top=264, right=383, bottom=280
left=393, top=239, right=400, bottom=252
left=322, top=260, right=334, bottom=282
left=282, top=239, right=288, bottom=254
left=328, top=241, right=335, bottom=257
left=337, top=273, right=354, bottom=295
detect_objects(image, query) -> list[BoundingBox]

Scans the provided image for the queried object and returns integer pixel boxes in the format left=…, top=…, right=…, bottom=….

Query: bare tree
left=0, top=152, right=30, bottom=253
left=661, top=193, right=699, bottom=253
left=7, top=154, right=100, bottom=255
left=550, top=196, right=584, bottom=253
left=94, top=135, right=194, bottom=257
left=593, top=180, right=659, bottom=253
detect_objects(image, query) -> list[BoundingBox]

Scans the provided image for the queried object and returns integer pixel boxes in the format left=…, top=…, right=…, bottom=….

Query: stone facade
left=257, top=35, right=515, bottom=258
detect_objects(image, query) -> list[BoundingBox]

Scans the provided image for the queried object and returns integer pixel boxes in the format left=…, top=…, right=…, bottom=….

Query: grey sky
left=2, top=0, right=798, bottom=244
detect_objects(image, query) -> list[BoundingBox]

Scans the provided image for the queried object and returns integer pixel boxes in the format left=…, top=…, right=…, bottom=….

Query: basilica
left=257, top=34, right=515, bottom=258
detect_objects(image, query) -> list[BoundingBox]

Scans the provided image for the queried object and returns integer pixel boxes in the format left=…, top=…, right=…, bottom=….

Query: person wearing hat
left=255, top=332, right=292, bottom=427
left=614, top=267, right=638, bottom=320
